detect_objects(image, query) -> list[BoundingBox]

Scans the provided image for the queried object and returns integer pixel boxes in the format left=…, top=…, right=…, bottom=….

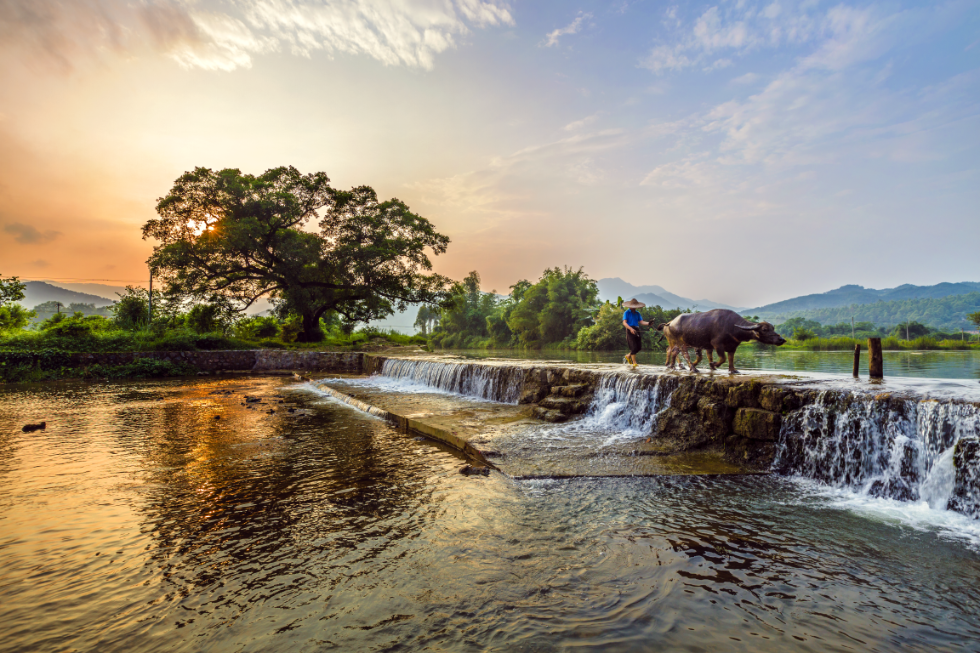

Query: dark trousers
left=626, top=329, right=642, bottom=356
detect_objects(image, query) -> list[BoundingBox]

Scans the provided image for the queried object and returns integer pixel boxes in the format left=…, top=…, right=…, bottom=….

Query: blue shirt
left=623, top=309, right=642, bottom=328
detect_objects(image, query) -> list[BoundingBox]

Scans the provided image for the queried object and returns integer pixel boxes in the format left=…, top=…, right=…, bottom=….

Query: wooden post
left=868, top=337, right=883, bottom=379
left=148, top=270, right=153, bottom=324
left=852, top=344, right=861, bottom=378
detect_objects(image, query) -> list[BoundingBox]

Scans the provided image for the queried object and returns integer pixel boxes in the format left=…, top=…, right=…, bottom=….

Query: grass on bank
left=0, top=318, right=427, bottom=383
left=775, top=336, right=979, bottom=351
left=0, top=325, right=426, bottom=354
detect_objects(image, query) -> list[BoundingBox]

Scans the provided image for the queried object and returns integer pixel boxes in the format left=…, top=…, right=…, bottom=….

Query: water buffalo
left=657, top=309, right=786, bottom=374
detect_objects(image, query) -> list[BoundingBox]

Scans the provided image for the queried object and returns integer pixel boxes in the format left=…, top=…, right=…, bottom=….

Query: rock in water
left=459, top=464, right=490, bottom=476
left=22, top=422, right=46, bottom=432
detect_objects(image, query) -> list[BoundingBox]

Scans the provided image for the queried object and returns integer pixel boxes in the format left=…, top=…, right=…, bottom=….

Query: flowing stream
left=2, top=370, right=980, bottom=650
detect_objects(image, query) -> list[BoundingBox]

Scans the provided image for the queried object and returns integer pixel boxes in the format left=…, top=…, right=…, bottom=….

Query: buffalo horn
left=735, top=323, right=763, bottom=331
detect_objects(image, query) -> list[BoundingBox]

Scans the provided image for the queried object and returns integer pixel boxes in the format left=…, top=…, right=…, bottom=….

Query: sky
left=0, top=0, right=978, bottom=309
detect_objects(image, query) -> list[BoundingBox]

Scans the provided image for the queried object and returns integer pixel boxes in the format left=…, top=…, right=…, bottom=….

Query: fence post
left=868, top=338, right=883, bottom=379
left=853, top=344, right=861, bottom=378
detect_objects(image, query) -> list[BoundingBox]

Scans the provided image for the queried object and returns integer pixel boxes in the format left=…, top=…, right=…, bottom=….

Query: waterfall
left=378, top=359, right=523, bottom=404
left=577, top=372, right=674, bottom=438
left=774, top=392, right=980, bottom=515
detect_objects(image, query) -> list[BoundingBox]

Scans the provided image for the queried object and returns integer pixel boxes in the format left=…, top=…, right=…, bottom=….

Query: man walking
left=622, top=298, right=652, bottom=367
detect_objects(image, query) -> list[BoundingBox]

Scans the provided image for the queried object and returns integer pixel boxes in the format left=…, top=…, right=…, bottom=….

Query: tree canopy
left=143, top=166, right=452, bottom=341
left=0, top=274, right=32, bottom=333
left=969, top=311, right=980, bottom=330
left=428, top=267, right=602, bottom=349
left=0, top=274, right=25, bottom=307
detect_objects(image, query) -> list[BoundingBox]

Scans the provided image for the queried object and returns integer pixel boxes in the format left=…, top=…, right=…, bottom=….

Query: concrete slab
left=314, top=379, right=755, bottom=478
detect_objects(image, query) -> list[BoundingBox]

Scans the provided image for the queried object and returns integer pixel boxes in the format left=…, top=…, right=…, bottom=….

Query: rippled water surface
left=2, top=377, right=980, bottom=652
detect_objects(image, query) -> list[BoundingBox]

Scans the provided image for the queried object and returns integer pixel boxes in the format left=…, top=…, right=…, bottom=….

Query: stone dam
left=258, top=351, right=979, bottom=522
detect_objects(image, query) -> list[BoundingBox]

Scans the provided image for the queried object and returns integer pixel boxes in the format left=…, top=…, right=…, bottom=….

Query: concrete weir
left=305, top=353, right=980, bottom=519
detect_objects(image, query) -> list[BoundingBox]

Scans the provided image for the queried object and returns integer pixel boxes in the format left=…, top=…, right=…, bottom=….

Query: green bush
left=236, top=316, right=280, bottom=339
left=793, top=327, right=816, bottom=341
left=280, top=317, right=303, bottom=343
left=0, top=304, right=34, bottom=332
left=186, top=303, right=223, bottom=334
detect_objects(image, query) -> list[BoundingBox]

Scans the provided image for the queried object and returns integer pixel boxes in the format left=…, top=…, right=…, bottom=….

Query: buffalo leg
left=728, top=350, right=739, bottom=375
left=708, top=338, right=729, bottom=372
left=706, top=348, right=719, bottom=371
left=680, top=346, right=698, bottom=373
left=713, top=350, right=727, bottom=370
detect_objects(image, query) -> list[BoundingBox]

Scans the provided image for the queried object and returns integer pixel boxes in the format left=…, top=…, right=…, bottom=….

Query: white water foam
left=790, top=476, right=980, bottom=551
left=377, top=359, right=522, bottom=403
left=293, top=381, right=385, bottom=419
left=521, top=373, right=673, bottom=447
left=320, top=374, right=497, bottom=402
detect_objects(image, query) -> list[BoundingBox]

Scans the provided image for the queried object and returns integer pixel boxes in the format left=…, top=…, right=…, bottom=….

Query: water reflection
left=1, top=378, right=979, bottom=651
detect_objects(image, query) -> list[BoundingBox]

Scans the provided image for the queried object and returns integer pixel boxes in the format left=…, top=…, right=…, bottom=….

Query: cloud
left=640, top=157, right=716, bottom=189
left=543, top=12, right=592, bottom=47
left=236, top=0, right=514, bottom=70
left=0, top=0, right=205, bottom=73
left=564, top=113, right=600, bottom=131
left=4, top=222, right=61, bottom=244
left=408, top=127, right=626, bottom=233
left=0, top=0, right=515, bottom=72
left=800, top=5, right=891, bottom=71
left=640, top=1, right=824, bottom=74
left=731, top=72, right=759, bottom=84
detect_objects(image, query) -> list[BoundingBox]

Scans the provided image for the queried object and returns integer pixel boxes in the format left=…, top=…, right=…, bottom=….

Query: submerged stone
left=532, top=407, right=568, bottom=423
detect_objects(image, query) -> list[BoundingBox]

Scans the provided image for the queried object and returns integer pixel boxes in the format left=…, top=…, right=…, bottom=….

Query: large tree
left=143, top=166, right=452, bottom=341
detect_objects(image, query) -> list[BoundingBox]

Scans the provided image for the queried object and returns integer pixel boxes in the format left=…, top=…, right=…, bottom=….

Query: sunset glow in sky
left=1, top=0, right=978, bottom=307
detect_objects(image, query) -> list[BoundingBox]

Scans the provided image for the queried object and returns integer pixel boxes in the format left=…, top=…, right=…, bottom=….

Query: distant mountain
left=750, top=281, right=980, bottom=316
left=43, top=281, right=130, bottom=301
left=19, top=281, right=116, bottom=308
left=764, top=292, right=980, bottom=332
left=18, top=280, right=277, bottom=315
left=596, top=278, right=741, bottom=311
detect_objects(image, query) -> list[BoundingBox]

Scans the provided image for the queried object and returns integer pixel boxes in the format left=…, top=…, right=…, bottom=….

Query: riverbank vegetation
left=424, top=271, right=979, bottom=352
left=0, top=274, right=425, bottom=382
left=426, top=268, right=684, bottom=351
left=773, top=316, right=979, bottom=350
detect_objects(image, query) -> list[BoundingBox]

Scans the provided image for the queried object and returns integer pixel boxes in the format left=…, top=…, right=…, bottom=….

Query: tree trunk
left=298, top=312, right=325, bottom=342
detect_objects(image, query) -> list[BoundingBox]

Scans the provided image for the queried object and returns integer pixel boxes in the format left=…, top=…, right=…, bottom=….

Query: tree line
left=760, top=293, right=980, bottom=333
left=3, top=164, right=979, bottom=353
left=423, top=268, right=685, bottom=351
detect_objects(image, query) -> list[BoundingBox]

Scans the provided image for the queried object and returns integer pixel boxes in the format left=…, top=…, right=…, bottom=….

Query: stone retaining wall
left=253, top=350, right=362, bottom=372
left=69, top=350, right=363, bottom=373
left=70, top=350, right=257, bottom=371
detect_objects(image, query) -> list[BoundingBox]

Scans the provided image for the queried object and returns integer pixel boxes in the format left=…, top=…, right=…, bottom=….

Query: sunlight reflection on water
left=1, top=377, right=979, bottom=652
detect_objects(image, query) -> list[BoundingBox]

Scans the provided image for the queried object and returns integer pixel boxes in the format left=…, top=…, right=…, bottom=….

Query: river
left=2, top=376, right=980, bottom=651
